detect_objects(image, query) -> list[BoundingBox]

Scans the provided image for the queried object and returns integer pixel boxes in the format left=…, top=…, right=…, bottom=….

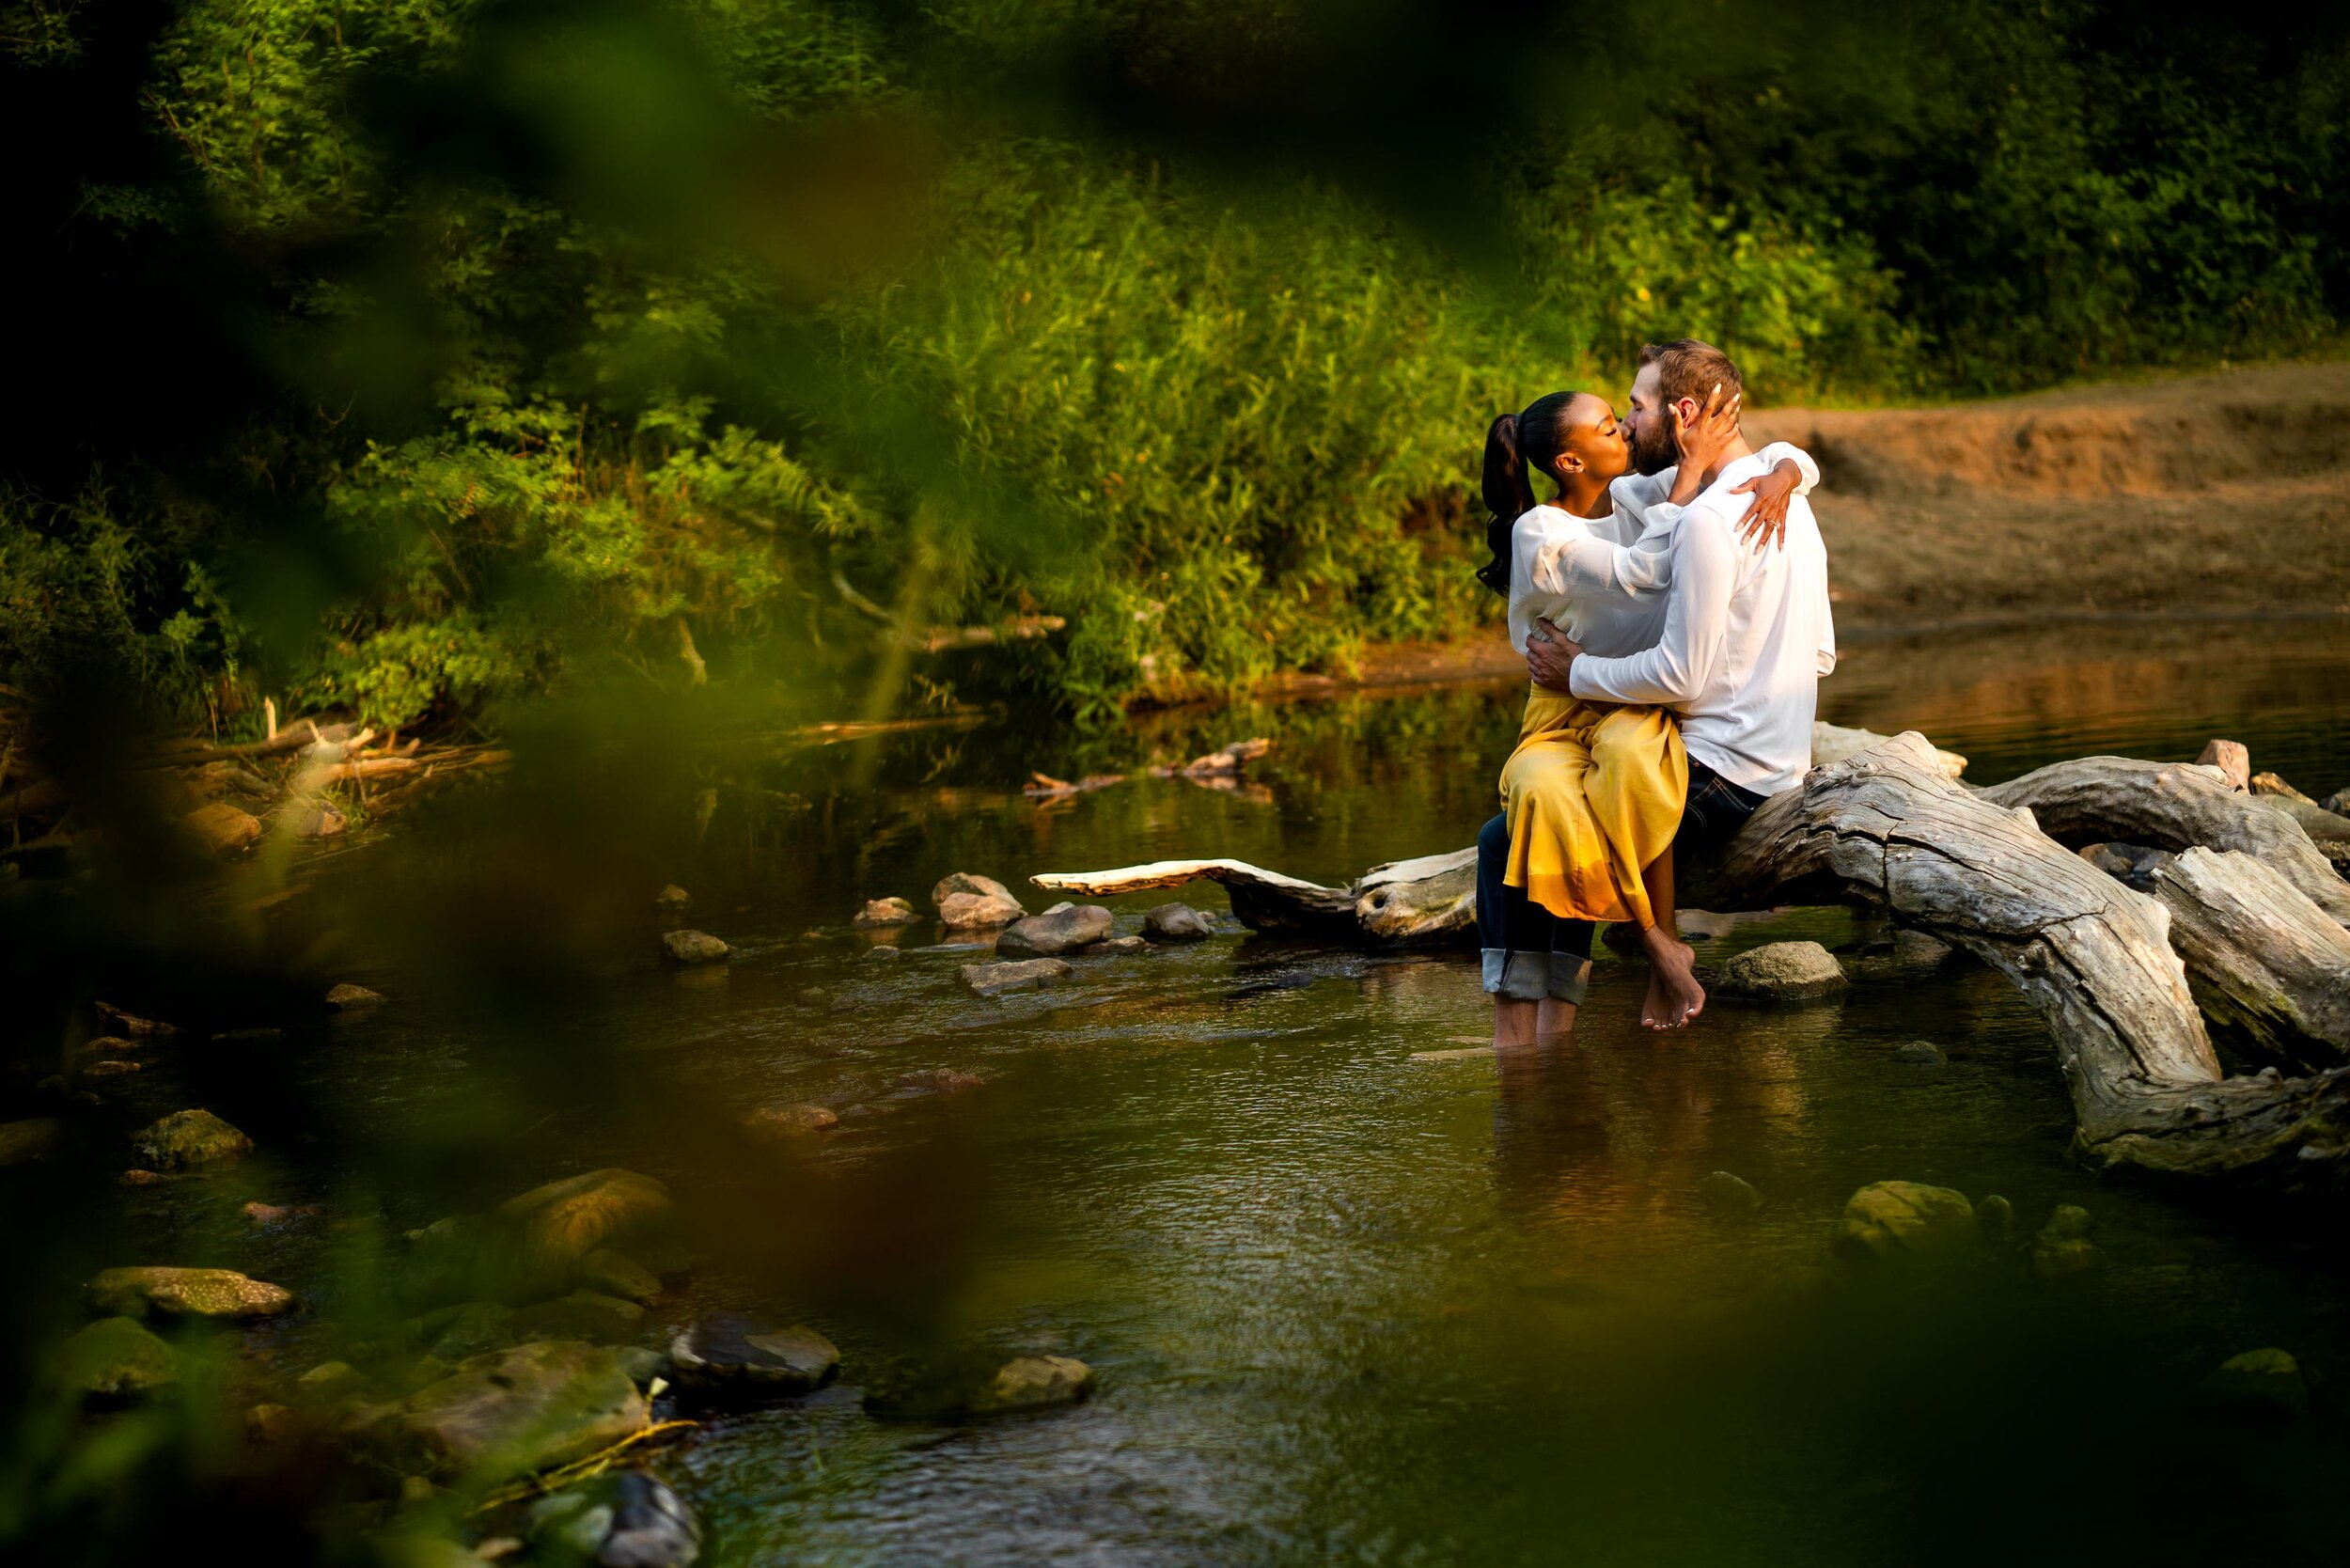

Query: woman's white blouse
left=1505, top=443, right=1821, bottom=660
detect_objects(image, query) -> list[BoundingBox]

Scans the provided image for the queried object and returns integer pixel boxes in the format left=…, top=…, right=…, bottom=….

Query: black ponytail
left=1476, top=391, right=1578, bottom=598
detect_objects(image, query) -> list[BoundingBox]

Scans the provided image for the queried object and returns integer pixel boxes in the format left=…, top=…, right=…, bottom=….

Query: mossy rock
left=132, top=1108, right=252, bottom=1170
left=57, top=1316, right=180, bottom=1402
left=1833, top=1181, right=1976, bottom=1262
left=86, top=1265, right=294, bottom=1320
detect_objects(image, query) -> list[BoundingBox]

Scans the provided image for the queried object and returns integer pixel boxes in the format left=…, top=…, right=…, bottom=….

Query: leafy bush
left=1, top=0, right=2343, bottom=727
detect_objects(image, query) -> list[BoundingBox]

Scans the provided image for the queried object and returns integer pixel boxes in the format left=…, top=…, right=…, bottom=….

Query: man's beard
left=1630, top=418, right=1677, bottom=476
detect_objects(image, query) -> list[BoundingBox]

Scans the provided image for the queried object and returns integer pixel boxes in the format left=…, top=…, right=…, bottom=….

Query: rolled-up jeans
left=1478, top=757, right=1767, bottom=1003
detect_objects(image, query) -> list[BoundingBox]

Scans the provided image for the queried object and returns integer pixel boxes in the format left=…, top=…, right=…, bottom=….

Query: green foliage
left=1, top=0, right=2344, bottom=727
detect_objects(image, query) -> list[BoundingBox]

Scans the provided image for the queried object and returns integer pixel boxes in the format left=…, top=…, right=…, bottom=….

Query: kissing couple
left=1471, top=338, right=1837, bottom=1043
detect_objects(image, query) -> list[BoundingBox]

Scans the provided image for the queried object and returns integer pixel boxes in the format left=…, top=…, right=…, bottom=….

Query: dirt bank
left=1747, top=359, right=2350, bottom=625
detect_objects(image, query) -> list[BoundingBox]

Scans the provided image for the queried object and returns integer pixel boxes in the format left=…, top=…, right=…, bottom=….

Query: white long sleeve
left=1564, top=448, right=1836, bottom=794
left=1568, top=509, right=1737, bottom=707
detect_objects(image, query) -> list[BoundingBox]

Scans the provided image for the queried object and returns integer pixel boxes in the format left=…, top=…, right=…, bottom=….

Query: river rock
left=417, top=1302, right=518, bottom=1360
left=98, top=1002, right=178, bottom=1038
left=514, top=1290, right=645, bottom=1344
left=617, top=1345, right=668, bottom=1388
left=660, top=930, right=729, bottom=965
left=1144, top=902, right=1214, bottom=941
left=132, top=1108, right=253, bottom=1169
left=2322, top=786, right=2350, bottom=818
left=83, top=1059, right=141, bottom=1077
left=1698, top=1170, right=1763, bottom=1215
left=974, top=1355, right=1095, bottom=1413
left=497, top=1168, right=677, bottom=1297
left=296, top=1360, right=371, bottom=1404
left=744, top=1103, right=838, bottom=1137
left=2080, top=841, right=2174, bottom=892
left=1976, top=1195, right=2015, bottom=1236
left=899, top=1069, right=984, bottom=1094
left=654, top=884, right=694, bottom=914
left=57, top=1316, right=180, bottom=1402
left=243, top=1200, right=321, bottom=1227
left=529, top=1469, right=702, bottom=1568
left=667, top=1313, right=838, bottom=1398
left=2031, top=1203, right=2104, bottom=1276
left=245, top=1403, right=307, bottom=1444
left=354, top=1341, right=649, bottom=1478
left=324, top=982, right=384, bottom=1010
left=1893, top=1041, right=1948, bottom=1067
left=1098, top=935, right=1149, bottom=955
left=0, top=1117, right=66, bottom=1167
left=1890, top=931, right=1953, bottom=967
left=2199, top=1347, right=2311, bottom=1419
left=2042, top=1202, right=2095, bottom=1240
left=87, top=1266, right=294, bottom=1321
left=2196, top=739, right=2251, bottom=792
left=959, top=958, right=1073, bottom=997
left=2033, top=1237, right=2105, bottom=1277
left=186, top=801, right=263, bottom=855
left=864, top=944, right=901, bottom=961
left=995, top=904, right=1113, bottom=958
left=795, top=986, right=832, bottom=1010
left=853, top=896, right=916, bottom=928
left=1833, top=1181, right=1977, bottom=1262
left=1716, top=941, right=1848, bottom=1003
left=579, top=1249, right=665, bottom=1305
left=933, top=872, right=1025, bottom=929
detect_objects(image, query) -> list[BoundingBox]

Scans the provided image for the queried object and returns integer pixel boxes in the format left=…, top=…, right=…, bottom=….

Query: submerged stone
left=496, top=1168, right=677, bottom=1298
left=1698, top=1171, right=1763, bottom=1215
left=528, top=1468, right=702, bottom=1568
left=667, top=1313, right=838, bottom=1398
left=654, top=884, right=694, bottom=914
left=354, top=1341, right=649, bottom=1478
left=1975, top=1195, right=2016, bottom=1236
left=660, top=930, right=729, bottom=965
left=133, top=1107, right=252, bottom=1170
left=744, top=1103, right=838, bottom=1137
left=959, top=958, right=1073, bottom=997
left=325, top=982, right=384, bottom=1010
left=514, top=1290, right=645, bottom=1344
left=898, top=1069, right=983, bottom=1094
left=975, top=1355, right=1095, bottom=1414
left=996, top=904, right=1114, bottom=958
left=1097, top=936, right=1150, bottom=955
left=2200, top=1347, right=2310, bottom=1419
left=1144, top=902, right=1214, bottom=941
left=1893, top=1041, right=1948, bottom=1066
left=1716, top=941, right=1848, bottom=1003
left=87, top=1265, right=294, bottom=1321
left=0, top=1117, right=67, bottom=1167
left=1833, top=1181, right=1976, bottom=1262
left=2033, top=1237, right=2105, bottom=1278
left=579, top=1249, right=665, bottom=1305
left=296, top=1360, right=370, bottom=1405
left=853, top=896, right=916, bottom=928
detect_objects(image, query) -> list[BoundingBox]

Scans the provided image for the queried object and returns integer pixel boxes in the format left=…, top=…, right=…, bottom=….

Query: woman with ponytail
left=1475, top=387, right=1821, bottom=1036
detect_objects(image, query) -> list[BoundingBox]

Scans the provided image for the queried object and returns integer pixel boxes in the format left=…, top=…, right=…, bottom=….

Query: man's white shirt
left=1564, top=448, right=1836, bottom=795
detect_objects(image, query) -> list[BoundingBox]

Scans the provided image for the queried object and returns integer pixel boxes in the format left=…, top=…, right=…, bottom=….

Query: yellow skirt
left=1499, top=686, right=1687, bottom=926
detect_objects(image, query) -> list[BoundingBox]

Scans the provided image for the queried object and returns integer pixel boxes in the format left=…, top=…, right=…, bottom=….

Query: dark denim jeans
left=1477, top=758, right=1766, bottom=1002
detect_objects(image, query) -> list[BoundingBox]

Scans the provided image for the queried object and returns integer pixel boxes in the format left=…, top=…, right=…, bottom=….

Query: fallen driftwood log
left=1034, top=849, right=1477, bottom=945
left=2152, top=849, right=2350, bottom=1073
left=1040, top=732, right=2350, bottom=1188
left=1978, top=756, right=2350, bottom=925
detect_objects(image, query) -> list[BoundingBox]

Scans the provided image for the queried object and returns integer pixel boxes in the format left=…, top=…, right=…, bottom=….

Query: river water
left=75, top=617, right=2350, bottom=1565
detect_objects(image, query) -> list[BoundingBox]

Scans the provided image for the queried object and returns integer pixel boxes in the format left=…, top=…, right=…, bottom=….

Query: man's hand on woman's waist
left=1527, top=616, right=1582, bottom=692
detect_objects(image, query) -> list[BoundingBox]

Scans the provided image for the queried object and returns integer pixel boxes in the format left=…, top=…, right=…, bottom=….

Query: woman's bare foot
left=1637, top=926, right=1706, bottom=1029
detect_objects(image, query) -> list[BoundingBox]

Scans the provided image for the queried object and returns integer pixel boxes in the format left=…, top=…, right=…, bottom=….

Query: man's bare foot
left=1637, top=927, right=1707, bottom=1030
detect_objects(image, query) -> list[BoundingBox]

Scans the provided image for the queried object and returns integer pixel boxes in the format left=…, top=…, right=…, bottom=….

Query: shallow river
left=92, top=617, right=2350, bottom=1565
